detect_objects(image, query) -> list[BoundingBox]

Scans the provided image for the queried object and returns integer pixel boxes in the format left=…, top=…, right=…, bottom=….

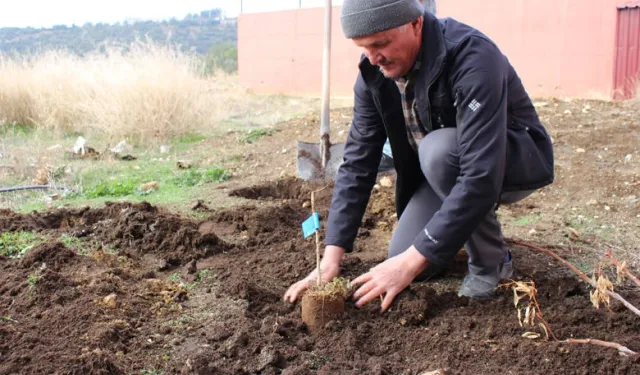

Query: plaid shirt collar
left=394, top=51, right=425, bottom=152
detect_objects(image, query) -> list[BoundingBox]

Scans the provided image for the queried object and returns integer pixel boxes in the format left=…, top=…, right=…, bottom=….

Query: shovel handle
left=320, top=0, right=332, bottom=138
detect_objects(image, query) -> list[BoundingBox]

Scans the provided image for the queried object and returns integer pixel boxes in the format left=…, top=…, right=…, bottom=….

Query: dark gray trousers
left=388, top=128, right=533, bottom=273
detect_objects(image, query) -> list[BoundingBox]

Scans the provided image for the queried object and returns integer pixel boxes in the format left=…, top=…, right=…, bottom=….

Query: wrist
left=322, top=245, right=345, bottom=267
left=404, top=245, right=430, bottom=277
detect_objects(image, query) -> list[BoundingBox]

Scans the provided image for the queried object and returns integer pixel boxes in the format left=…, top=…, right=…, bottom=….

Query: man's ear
left=411, top=17, right=423, bottom=35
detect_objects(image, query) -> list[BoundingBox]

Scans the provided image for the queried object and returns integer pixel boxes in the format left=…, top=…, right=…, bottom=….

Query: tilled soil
left=1, top=99, right=639, bottom=374
left=1, top=178, right=639, bottom=375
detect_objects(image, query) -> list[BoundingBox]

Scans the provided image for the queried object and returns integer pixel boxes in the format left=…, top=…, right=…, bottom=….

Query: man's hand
left=352, top=246, right=429, bottom=312
left=283, top=245, right=345, bottom=303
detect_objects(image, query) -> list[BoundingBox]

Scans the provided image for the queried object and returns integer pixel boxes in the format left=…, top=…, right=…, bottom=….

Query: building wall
left=239, top=0, right=622, bottom=98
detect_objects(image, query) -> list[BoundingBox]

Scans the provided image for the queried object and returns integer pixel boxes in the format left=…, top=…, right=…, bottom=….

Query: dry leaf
left=522, top=332, right=541, bottom=339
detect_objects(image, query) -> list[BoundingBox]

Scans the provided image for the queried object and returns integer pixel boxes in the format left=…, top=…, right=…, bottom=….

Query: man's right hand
left=283, top=245, right=345, bottom=303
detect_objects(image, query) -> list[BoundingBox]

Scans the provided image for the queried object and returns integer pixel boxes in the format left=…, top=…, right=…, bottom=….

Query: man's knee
left=418, top=128, right=458, bottom=194
left=418, top=128, right=457, bottom=172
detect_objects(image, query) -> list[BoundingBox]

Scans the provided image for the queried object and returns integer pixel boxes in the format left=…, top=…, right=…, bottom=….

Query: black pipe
left=0, top=185, right=72, bottom=193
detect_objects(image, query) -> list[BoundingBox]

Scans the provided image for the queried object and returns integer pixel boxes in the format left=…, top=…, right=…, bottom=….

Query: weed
left=196, top=269, right=213, bottom=282
left=0, top=231, right=45, bottom=258
left=168, top=273, right=183, bottom=284
left=27, top=265, right=45, bottom=293
left=168, top=270, right=213, bottom=291
left=59, top=234, right=86, bottom=253
left=1, top=315, right=17, bottom=323
left=307, top=355, right=328, bottom=370
left=140, top=369, right=162, bottom=375
left=239, top=128, right=275, bottom=144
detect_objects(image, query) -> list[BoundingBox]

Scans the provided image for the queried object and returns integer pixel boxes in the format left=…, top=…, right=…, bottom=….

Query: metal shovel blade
left=296, top=141, right=345, bottom=182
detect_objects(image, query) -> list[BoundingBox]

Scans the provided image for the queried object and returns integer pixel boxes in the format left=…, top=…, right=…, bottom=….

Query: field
left=1, top=50, right=639, bottom=374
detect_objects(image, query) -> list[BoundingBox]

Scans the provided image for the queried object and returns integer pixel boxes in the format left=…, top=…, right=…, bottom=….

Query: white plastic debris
left=110, top=140, right=129, bottom=154
left=73, top=136, right=86, bottom=155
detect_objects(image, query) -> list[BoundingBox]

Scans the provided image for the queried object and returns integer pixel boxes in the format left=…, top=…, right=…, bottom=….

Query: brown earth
left=1, top=99, right=639, bottom=374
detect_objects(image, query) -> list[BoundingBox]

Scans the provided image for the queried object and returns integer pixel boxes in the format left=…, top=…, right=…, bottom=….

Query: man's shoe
left=458, top=252, right=513, bottom=299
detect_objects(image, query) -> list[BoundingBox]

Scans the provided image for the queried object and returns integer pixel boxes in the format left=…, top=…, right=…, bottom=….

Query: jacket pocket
left=430, top=91, right=457, bottom=130
left=504, top=124, right=554, bottom=191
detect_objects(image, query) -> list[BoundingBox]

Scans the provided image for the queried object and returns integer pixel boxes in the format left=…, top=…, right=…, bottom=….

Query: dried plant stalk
left=566, top=339, right=638, bottom=357
left=501, top=281, right=557, bottom=341
left=509, top=240, right=640, bottom=318
left=605, top=250, right=640, bottom=288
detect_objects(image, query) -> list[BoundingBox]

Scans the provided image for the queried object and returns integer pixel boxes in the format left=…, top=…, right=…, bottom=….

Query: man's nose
left=366, top=50, right=382, bottom=65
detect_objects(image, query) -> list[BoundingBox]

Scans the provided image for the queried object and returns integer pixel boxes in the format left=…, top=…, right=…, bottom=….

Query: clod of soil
left=301, top=292, right=345, bottom=332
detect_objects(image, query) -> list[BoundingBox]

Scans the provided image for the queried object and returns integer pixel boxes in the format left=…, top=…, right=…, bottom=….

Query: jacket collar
left=358, top=11, right=447, bottom=92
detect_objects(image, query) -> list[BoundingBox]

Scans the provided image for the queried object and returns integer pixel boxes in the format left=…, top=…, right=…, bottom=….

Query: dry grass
left=0, top=41, right=336, bottom=145
left=0, top=42, right=214, bottom=142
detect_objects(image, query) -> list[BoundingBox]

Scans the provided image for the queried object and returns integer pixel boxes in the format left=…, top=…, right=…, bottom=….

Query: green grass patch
left=239, top=128, right=275, bottom=144
left=59, top=234, right=89, bottom=254
left=222, top=154, right=244, bottom=163
left=167, top=269, right=214, bottom=291
left=0, top=231, right=45, bottom=258
left=0, top=122, right=35, bottom=137
left=511, top=214, right=541, bottom=227
left=83, top=179, right=138, bottom=198
left=170, top=166, right=231, bottom=187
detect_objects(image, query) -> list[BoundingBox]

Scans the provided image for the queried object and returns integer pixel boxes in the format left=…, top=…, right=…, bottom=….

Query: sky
left=0, top=0, right=344, bottom=29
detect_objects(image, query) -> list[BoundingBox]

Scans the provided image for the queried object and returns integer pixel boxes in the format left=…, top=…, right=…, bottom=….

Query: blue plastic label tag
left=302, top=212, right=321, bottom=238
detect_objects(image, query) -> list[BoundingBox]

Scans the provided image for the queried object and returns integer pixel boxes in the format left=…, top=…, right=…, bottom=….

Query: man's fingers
left=284, top=280, right=310, bottom=303
left=380, top=289, right=398, bottom=313
left=352, top=278, right=376, bottom=300
left=352, top=272, right=372, bottom=287
left=355, top=286, right=385, bottom=308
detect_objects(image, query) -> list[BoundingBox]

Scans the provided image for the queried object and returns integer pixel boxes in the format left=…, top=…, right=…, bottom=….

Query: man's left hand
left=352, top=246, right=429, bottom=312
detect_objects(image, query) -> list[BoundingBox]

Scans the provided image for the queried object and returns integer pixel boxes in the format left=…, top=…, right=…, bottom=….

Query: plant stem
left=566, top=338, right=638, bottom=356
left=309, top=184, right=331, bottom=288
left=510, top=240, right=640, bottom=318
left=605, top=250, right=640, bottom=288
left=311, top=191, right=321, bottom=287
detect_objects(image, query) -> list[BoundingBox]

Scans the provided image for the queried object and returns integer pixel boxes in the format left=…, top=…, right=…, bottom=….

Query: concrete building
left=238, top=0, right=640, bottom=99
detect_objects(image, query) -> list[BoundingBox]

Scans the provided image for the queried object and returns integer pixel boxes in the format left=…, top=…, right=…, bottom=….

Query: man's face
left=352, top=18, right=423, bottom=79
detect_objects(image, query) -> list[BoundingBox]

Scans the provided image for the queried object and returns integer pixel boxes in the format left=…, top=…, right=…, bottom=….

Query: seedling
left=300, top=186, right=350, bottom=332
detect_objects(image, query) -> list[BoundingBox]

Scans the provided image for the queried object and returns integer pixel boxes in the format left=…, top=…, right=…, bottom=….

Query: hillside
left=0, top=9, right=236, bottom=55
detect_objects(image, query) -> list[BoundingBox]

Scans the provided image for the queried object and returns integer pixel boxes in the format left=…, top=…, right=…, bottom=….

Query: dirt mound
left=0, top=202, right=232, bottom=268
left=0, top=237, right=189, bottom=375
left=20, top=241, right=76, bottom=269
left=229, top=177, right=315, bottom=200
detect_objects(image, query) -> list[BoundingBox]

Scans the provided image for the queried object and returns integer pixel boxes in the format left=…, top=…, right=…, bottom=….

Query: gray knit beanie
left=340, top=0, right=425, bottom=39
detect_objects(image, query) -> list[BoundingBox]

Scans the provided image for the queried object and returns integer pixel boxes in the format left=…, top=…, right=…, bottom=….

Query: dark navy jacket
left=324, top=12, right=554, bottom=267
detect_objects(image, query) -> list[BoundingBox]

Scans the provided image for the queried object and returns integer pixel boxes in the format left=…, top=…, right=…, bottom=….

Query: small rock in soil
left=103, top=294, right=117, bottom=309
